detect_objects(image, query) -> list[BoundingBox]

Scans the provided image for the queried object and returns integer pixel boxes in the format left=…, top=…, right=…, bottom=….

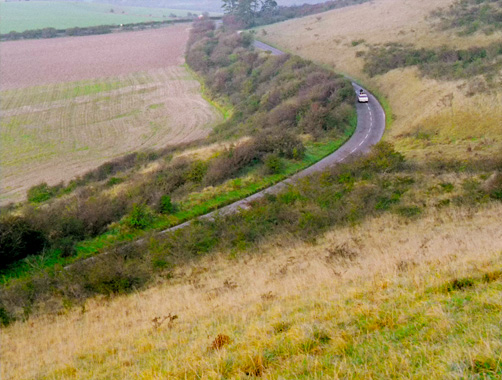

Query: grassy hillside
left=0, top=1, right=207, bottom=33
left=259, top=0, right=502, bottom=162
left=2, top=2, right=502, bottom=379
left=4, top=198, right=502, bottom=378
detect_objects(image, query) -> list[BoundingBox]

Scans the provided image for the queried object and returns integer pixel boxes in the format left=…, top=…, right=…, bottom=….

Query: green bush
left=27, top=182, right=60, bottom=203
left=159, top=195, right=177, bottom=214
left=0, top=216, right=47, bottom=269
left=263, top=153, right=284, bottom=174
left=186, top=160, right=209, bottom=183
left=0, top=306, right=12, bottom=327
left=106, top=177, right=124, bottom=187
left=127, top=203, right=154, bottom=230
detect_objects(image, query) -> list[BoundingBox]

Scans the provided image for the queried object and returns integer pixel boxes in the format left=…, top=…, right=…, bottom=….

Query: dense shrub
left=254, top=129, right=305, bottom=159
left=159, top=195, right=177, bottom=214
left=27, top=182, right=61, bottom=203
left=0, top=216, right=47, bottom=268
left=205, top=140, right=262, bottom=185
left=362, top=42, right=502, bottom=84
left=430, top=0, right=502, bottom=35
left=2, top=142, right=502, bottom=320
left=127, top=203, right=154, bottom=230
left=263, top=153, right=285, bottom=174
left=186, top=160, right=209, bottom=183
left=189, top=21, right=355, bottom=141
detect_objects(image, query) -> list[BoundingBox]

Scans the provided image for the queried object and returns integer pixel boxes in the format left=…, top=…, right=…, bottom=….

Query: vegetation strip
left=0, top=20, right=358, bottom=290
left=361, top=41, right=502, bottom=85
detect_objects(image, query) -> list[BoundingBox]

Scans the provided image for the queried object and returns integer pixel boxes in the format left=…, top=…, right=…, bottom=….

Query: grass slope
left=2, top=3, right=502, bottom=378
left=3, top=203, right=502, bottom=378
left=0, top=1, right=206, bottom=33
left=259, top=0, right=502, bottom=161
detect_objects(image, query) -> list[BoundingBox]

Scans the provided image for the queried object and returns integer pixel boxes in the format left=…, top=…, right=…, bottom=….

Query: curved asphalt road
left=159, top=41, right=386, bottom=234
left=66, top=40, right=386, bottom=268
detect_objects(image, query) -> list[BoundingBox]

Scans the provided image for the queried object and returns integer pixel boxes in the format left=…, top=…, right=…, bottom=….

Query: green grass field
left=0, top=1, right=211, bottom=33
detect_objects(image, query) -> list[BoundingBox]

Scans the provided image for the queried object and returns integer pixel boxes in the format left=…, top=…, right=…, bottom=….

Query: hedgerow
left=0, top=20, right=355, bottom=277
left=1, top=142, right=501, bottom=322
left=362, top=41, right=502, bottom=86
left=430, top=0, right=502, bottom=35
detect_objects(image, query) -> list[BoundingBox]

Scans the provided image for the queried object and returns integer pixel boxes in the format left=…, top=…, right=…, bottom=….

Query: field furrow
left=0, top=27, right=223, bottom=204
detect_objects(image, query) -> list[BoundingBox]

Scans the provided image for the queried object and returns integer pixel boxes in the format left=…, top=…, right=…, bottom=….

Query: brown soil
left=0, top=25, right=190, bottom=90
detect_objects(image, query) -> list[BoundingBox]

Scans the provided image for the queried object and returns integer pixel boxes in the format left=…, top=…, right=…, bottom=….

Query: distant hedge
left=0, top=17, right=222, bottom=41
left=362, top=41, right=502, bottom=84
left=430, top=0, right=502, bottom=35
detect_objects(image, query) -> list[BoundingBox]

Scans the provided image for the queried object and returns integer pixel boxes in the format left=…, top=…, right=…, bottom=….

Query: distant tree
left=260, top=0, right=278, bottom=14
left=222, top=0, right=277, bottom=27
left=222, top=0, right=239, bottom=13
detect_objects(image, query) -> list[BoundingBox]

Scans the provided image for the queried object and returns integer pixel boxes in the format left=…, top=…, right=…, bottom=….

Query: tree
left=222, top=0, right=277, bottom=27
left=222, top=0, right=239, bottom=13
left=260, top=0, right=278, bottom=15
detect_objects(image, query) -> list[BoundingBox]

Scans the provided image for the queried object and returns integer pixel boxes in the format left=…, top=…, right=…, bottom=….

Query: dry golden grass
left=259, top=0, right=502, bottom=160
left=3, top=202, right=502, bottom=379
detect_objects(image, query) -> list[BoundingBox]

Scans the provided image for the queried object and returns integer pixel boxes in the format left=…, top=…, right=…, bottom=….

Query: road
left=159, top=40, right=386, bottom=234
left=65, top=39, right=386, bottom=268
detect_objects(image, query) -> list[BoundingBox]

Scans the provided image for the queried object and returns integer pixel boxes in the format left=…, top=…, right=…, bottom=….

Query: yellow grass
left=2, top=202, right=502, bottom=379
left=0, top=67, right=222, bottom=205
left=259, top=0, right=502, bottom=160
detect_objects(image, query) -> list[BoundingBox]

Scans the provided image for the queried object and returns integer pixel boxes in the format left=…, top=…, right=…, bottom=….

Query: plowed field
left=0, top=26, right=222, bottom=204
left=0, top=25, right=190, bottom=89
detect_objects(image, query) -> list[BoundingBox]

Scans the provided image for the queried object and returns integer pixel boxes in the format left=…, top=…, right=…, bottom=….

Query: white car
left=357, top=92, right=369, bottom=103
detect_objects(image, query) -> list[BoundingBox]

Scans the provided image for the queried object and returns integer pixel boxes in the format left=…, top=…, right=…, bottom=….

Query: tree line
left=221, top=0, right=369, bottom=28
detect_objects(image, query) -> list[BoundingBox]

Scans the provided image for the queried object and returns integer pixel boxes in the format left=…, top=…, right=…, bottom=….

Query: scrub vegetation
left=362, top=41, right=502, bottom=84
left=2, top=142, right=502, bottom=378
left=0, top=20, right=356, bottom=300
left=430, top=0, right=502, bottom=35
